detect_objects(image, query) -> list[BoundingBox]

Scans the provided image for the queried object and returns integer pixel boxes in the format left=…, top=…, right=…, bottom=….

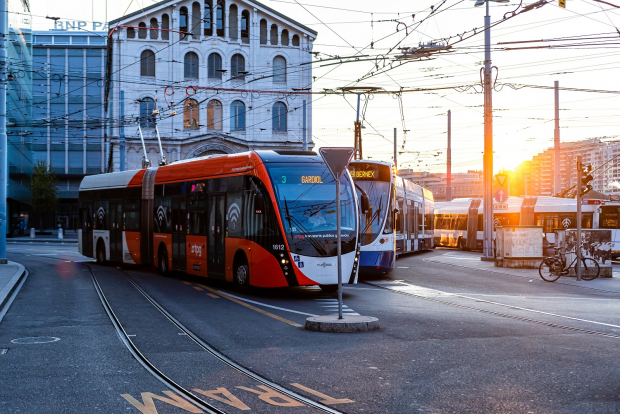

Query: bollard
left=58, top=228, right=63, bottom=239
left=30, top=228, right=35, bottom=239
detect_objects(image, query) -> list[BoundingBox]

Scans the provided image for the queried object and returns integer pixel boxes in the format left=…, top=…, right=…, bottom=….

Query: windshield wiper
left=283, top=200, right=328, bottom=256
left=361, top=195, right=383, bottom=235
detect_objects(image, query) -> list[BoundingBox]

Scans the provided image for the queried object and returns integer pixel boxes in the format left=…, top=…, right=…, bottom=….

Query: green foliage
left=31, top=160, right=59, bottom=214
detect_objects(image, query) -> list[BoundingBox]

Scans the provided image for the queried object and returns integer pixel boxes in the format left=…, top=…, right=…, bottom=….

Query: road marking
left=121, top=391, right=203, bottom=413
left=236, top=385, right=305, bottom=407
left=182, top=281, right=192, bottom=285
left=193, top=387, right=250, bottom=410
left=193, top=286, right=203, bottom=291
left=290, top=383, right=355, bottom=404
left=197, top=284, right=304, bottom=327
left=206, top=293, right=219, bottom=299
left=313, top=299, right=360, bottom=316
left=216, top=290, right=317, bottom=317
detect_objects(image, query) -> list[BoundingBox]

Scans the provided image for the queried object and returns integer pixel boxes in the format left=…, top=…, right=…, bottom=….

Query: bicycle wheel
left=580, top=258, right=600, bottom=281
left=539, top=259, right=561, bottom=282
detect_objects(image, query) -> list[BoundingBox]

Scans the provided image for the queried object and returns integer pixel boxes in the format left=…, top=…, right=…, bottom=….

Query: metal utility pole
left=481, top=0, right=496, bottom=261
left=554, top=81, right=560, bottom=194
left=302, top=99, right=307, bottom=151
left=120, top=91, right=125, bottom=171
left=0, top=0, right=8, bottom=263
left=576, top=155, right=582, bottom=281
left=447, top=110, right=452, bottom=202
left=354, top=93, right=362, bottom=159
left=393, top=128, right=397, bottom=169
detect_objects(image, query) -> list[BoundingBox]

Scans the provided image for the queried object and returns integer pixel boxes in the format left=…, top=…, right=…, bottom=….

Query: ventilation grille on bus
left=273, top=150, right=317, bottom=156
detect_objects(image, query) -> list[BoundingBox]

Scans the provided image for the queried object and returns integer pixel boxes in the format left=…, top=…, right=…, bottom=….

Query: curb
left=0, top=261, right=26, bottom=311
left=8, top=240, right=77, bottom=244
left=305, top=315, right=380, bottom=333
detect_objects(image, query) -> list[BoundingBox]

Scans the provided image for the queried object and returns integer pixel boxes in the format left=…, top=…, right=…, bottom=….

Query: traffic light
left=580, top=164, right=593, bottom=195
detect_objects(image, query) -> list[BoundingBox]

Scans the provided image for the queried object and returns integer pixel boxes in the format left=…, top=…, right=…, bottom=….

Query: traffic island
left=305, top=315, right=380, bottom=333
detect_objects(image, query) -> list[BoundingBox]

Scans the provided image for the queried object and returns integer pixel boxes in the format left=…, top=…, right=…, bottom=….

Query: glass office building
left=32, top=30, right=107, bottom=230
left=6, top=0, right=32, bottom=236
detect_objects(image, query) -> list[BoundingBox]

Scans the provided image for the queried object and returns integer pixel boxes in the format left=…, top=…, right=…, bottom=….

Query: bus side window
left=477, top=215, right=483, bottom=231
left=435, top=215, right=442, bottom=230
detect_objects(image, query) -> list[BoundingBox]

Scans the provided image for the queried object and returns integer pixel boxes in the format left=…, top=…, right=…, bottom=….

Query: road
left=1, top=243, right=619, bottom=413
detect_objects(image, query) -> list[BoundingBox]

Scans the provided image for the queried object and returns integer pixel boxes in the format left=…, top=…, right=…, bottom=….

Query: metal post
left=447, top=110, right=452, bottom=202
left=482, top=0, right=494, bottom=260
left=393, top=128, right=397, bottom=169
left=0, top=0, right=7, bottom=263
left=554, top=80, right=560, bottom=194
left=576, top=155, right=582, bottom=281
left=336, top=177, right=342, bottom=319
left=120, top=90, right=125, bottom=171
left=302, top=99, right=307, bottom=151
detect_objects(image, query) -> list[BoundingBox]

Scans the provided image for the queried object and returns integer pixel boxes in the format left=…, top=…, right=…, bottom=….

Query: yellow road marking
left=182, top=281, right=192, bottom=285
left=289, top=383, right=355, bottom=404
left=193, top=286, right=203, bottom=291
left=207, top=293, right=220, bottom=298
left=197, top=283, right=303, bottom=328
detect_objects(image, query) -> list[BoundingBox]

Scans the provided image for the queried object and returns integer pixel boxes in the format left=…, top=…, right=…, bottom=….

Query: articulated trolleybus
left=78, top=151, right=361, bottom=290
left=349, top=160, right=435, bottom=274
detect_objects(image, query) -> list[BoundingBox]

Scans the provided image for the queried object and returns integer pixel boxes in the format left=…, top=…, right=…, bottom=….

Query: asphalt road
left=2, top=243, right=619, bottom=413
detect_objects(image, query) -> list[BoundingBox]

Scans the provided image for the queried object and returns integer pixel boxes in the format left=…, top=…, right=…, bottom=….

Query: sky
left=30, top=0, right=620, bottom=173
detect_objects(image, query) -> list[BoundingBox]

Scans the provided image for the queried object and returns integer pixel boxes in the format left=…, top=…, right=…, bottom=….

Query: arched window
left=281, top=29, right=289, bottom=46
left=184, top=99, right=199, bottom=130
left=229, top=5, right=238, bottom=40
left=184, top=52, right=199, bottom=79
left=149, top=18, right=159, bottom=39
left=230, top=100, right=245, bottom=131
left=270, top=24, right=278, bottom=45
left=241, top=10, right=250, bottom=44
left=216, top=1, right=225, bottom=37
left=138, top=22, right=147, bottom=39
left=179, top=7, right=189, bottom=33
left=204, top=0, right=213, bottom=36
left=271, top=102, right=286, bottom=132
left=272, top=102, right=287, bottom=132
left=140, top=50, right=156, bottom=77
left=127, top=27, right=135, bottom=39
left=292, top=34, right=300, bottom=47
left=208, top=53, right=222, bottom=79
left=207, top=100, right=222, bottom=130
left=231, top=54, right=245, bottom=80
left=259, top=19, right=267, bottom=44
left=192, top=2, right=201, bottom=39
left=161, top=14, right=170, bottom=40
left=140, top=97, right=155, bottom=128
left=273, top=56, right=286, bottom=83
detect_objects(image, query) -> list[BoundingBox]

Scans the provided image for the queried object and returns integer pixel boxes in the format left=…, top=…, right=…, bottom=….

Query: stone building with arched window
left=106, top=0, right=316, bottom=171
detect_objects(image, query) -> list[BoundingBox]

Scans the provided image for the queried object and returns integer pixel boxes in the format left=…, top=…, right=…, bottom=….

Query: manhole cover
left=0, top=349, right=7, bottom=355
left=11, top=337, right=60, bottom=344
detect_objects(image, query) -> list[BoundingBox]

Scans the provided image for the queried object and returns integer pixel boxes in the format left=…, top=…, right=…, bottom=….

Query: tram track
left=86, top=264, right=343, bottom=414
left=364, top=280, right=620, bottom=340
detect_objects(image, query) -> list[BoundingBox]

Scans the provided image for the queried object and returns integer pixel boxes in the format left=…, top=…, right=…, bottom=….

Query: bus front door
left=207, top=194, right=226, bottom=278
left=109, top=200, right=123, bottom=262
left=172, top=196, right=187, bottom=271
left=81, top=203, right=93, bottom=257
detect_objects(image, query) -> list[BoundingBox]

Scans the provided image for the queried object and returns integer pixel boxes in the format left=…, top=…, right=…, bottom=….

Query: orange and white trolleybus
left=78, top=150, right=361, bottom=290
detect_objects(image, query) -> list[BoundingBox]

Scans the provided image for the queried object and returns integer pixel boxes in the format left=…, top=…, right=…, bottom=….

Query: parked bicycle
left=539, top=245, right=600, bottom=282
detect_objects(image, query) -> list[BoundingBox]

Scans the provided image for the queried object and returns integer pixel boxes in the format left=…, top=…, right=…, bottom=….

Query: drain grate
left=0, top=349, right=8, bottom=355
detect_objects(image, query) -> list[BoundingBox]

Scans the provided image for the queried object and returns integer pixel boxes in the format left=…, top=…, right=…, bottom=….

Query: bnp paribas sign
left=53, top=21, right=109, bottom=31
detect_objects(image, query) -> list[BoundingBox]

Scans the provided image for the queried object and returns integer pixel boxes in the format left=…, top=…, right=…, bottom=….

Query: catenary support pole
left=447, top=110, right=452, bottom=202
left=393, top=128, right=397, bottom=169
left=0, top=0, right=8, bottom=263
left=482, top=0, right=494, bottom=260
left=576, top=155, right=582, bottom=281
left=336, top=177, right=342, bottom=319
left=120, top=90, right=125, bottom=171
left=554, top=80, right=560, bottom=195
left=302, top=99, right=307, bottom=151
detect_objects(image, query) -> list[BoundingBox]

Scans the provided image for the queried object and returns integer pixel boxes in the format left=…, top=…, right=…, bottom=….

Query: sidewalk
left=0, top=261, right=26, bottom=315
left=426, top=251, right=620, bottom=294
left=8, top=231, right=77, bottom=244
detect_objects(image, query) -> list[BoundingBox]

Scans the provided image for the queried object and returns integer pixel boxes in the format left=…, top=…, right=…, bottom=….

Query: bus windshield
left=267, top=163, right=357, bottom=257
left=348, top=163, right=393, bottom=245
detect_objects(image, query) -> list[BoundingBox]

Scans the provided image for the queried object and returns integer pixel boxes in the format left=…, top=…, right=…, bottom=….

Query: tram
left=349, top=160, right=435, bottom=274
left=433, top=196, right=599, bottom=250
left=78, top=150, right=361, bottom=290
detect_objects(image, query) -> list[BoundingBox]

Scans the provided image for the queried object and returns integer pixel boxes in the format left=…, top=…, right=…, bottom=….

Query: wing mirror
left=361, top=194, right=370, bottom=214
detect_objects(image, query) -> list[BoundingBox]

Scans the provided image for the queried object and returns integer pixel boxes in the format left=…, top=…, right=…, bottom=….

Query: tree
left=31, top=160, right=59, bottom=232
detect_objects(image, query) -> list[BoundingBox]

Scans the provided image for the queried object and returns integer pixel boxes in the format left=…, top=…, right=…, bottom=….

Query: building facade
left=6, top=0, right=32, bottom=235
left=32, top=30, right=107, bottom=230
left=514, top=139, right=620, bottom=197
left=397, top=169, right=483, bottom=202
left=107, top=0, right=316, bottom=171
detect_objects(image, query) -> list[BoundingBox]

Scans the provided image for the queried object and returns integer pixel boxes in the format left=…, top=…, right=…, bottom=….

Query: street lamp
left=473, top=0, right=509, bottom=261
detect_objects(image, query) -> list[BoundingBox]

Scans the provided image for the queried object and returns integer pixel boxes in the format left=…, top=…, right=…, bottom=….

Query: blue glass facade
left=6, top=0, right=32, bottom=235
left=32, top=30, right=107, bottom=230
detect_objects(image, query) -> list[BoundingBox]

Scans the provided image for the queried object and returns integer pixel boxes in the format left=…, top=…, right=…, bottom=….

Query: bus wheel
left=96, top=239, right=106, bottom=264
left=158, top=246, right=169, bottom=275
left=319, top=284, right=338, bottom=294
left=234, top=260, right=250, bottom=291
